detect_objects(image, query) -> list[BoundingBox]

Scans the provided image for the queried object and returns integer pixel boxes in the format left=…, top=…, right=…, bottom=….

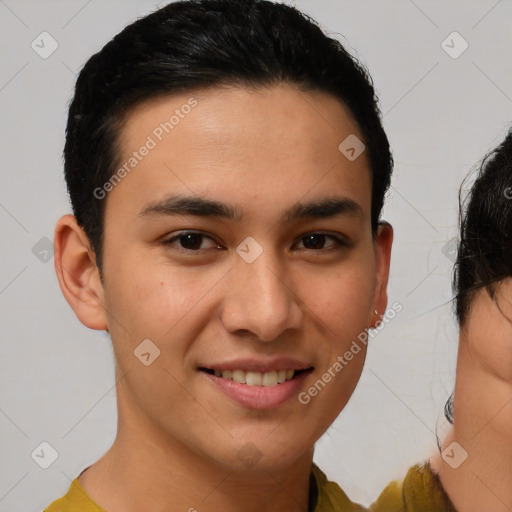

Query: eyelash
left=161, top=230, right=349, bottom=254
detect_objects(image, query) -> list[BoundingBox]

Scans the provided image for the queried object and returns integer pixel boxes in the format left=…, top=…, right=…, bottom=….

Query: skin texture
left=431, top=280, right=512, bottom=512
left=54, top=85, right=393, bottom=512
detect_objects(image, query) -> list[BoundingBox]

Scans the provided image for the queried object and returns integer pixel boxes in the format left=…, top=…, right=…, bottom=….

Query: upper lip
left=199, top=357, right=314, bottom=373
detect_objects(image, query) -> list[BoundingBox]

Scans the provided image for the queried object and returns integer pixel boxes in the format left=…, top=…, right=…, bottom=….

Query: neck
left=432, top=334, right=512, bottom=512
left=79, top=377, right=314, bottom=512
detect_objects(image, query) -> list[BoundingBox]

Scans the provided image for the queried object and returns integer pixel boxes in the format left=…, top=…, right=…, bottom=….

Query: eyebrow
left=138, top=194, right=363, bottom=222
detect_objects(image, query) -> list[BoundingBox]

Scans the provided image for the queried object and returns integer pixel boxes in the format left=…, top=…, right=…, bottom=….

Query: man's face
left=99, top=85, right=390, bottom=470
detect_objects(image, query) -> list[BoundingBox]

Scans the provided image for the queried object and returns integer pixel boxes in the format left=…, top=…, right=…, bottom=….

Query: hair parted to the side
left=443, top=128, right=512, bottom=424
left=64, top=0, right=393, bottom=274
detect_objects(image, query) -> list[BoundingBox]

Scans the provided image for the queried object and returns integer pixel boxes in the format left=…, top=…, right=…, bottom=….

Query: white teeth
left=214, top=369, right=297, bottom=386
left=262, top=371, right=278, bottom=387
left=246, top=371, right=262, bottom=386
left=232, top=370, right=246, bottom=384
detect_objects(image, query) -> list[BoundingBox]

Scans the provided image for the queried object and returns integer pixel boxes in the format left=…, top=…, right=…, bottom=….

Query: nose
left=220, top=250, right=303, bottom=342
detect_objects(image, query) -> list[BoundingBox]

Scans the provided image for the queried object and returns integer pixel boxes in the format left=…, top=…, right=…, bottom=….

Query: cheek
left=106, top=250, right=207, bottom=318
left=494, top=352, right=512, bottom=382
left=102, top=253, right=219, bottom=361
left=472, top=333, right=512, bottom=382
left=301, top=262, right=375, bottom=334
left=102, top=262, right=214, bottom=419
left=465, top=299, right=512, bottom=382
left=294, top=261, right=374, bottom=409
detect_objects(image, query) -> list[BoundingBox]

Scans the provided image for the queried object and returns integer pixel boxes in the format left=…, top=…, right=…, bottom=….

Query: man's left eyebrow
left=282, top=197, right=363, bottom=222
left=138, top=194, right=363, bottom=221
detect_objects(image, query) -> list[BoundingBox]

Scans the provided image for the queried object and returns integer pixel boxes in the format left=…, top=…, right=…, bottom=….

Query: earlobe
left=370, top=222, right=393, bottom=328
left=54, top=214, right=108, bottom=331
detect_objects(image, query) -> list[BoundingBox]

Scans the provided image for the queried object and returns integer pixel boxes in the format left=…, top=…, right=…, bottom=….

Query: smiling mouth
left=199, top=368, right=313, bottom=387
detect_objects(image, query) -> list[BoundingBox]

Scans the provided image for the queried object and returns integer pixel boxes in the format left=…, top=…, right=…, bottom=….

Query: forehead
left=109, top=84, right=372, bottom=222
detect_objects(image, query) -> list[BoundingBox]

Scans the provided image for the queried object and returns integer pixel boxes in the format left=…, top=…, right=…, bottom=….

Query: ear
left=369, top=221, right=393, bottom=328
left=54, top=214, right=108, bottom=331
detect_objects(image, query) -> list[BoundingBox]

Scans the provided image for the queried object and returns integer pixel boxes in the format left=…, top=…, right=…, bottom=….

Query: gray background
left=1, top=0, right=511, bottom=510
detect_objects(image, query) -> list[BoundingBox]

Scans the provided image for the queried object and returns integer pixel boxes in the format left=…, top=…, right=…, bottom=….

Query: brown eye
left=176, top=233, right=204, bottom=250
left=162, top=231, right=221, bottom=252
left=302, top=234, right=327, bottom=249
left=296, top=233, right=346, bottom=251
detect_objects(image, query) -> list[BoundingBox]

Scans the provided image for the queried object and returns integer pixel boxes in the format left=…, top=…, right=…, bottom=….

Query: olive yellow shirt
left=44, top=461, right=456, bottom=511
left=370, top=463, right=457, bottom=512
left=43, top=463, right=366, bottom=512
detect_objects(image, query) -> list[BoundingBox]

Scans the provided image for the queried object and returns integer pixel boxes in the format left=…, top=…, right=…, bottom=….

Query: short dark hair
left=454, top=129, right=512, bottom=325
left=64, top=0, right=393, bottom=273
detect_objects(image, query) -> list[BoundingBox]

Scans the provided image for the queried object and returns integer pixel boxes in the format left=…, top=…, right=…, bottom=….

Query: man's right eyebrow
left=138, top=195, right=243, bottom=221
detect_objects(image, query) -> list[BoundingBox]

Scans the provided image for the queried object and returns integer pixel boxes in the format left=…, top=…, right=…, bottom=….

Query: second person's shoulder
left=370, top=462, right=457, bottom=512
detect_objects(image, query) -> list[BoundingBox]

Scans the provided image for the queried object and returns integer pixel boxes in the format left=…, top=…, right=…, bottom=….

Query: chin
left=201, top=434, right=313, bottom=473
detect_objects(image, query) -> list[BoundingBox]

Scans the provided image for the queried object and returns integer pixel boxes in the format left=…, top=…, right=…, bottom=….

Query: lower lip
left=201, top=370, right=312, bottom=410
